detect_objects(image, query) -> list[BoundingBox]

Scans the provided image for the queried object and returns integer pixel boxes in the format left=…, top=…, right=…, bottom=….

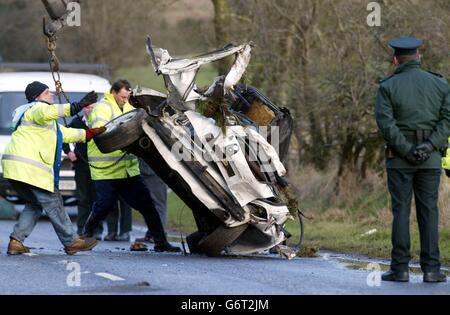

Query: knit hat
left=25, top=81, right=49, bottom=103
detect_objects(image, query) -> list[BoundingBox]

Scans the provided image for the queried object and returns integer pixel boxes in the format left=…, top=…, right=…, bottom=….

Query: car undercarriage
left=94, top=36, right=301, bottom=258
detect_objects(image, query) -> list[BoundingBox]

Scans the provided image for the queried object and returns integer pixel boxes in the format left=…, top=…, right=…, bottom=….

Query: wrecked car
left=94, top=37, right=300, bottom=257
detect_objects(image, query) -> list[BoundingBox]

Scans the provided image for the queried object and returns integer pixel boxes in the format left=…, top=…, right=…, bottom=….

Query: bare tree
left=211, top=0, right=233, bottom=74
left=224, top=0, right=449, bottom=191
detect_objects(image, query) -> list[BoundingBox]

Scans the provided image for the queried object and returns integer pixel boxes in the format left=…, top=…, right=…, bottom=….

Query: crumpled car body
left=95, top=36, right=296, bottom=257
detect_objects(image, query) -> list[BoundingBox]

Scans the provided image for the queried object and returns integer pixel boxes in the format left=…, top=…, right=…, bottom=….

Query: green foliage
left=196, top=98, right=228, bottom=132
left=166, top=192, right=197, bottom=233
left=114, top=66, right=166, bottom=92
left=279, top=186, right=301, bottom=217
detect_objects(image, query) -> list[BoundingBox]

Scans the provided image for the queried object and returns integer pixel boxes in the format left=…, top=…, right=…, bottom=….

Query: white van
left=0, top=71, right=111, bottom=204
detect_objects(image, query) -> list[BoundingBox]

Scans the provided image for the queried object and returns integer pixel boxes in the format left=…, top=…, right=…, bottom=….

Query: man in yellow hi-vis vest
left=442, top=137, right=450, bottom=177
left=83, top=79, right=180, bottom=252
left=2, top=81, right=105, bottom=255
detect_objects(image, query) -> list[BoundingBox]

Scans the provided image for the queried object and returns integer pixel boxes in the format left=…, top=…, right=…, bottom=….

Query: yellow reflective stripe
left=2, top=154, right=53, bottom=175
left=58, top=105, right=65, bottom=118
left=89, top=156, right=137, bottom=162
left=20, top=121, right=55, bottom=130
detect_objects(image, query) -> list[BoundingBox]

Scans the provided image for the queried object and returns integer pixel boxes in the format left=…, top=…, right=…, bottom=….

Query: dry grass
left=134, top=165, right=450, bottom=264
left=438, top=179, right=450, bottom=228
left=288, top=166, right=338, bottom=211
left=289, top=166, right=450, bottom=229
left=286, top=166, right=450, bottom=265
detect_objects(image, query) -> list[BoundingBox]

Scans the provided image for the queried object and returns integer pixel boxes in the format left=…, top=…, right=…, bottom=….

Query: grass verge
left=137, top=180, right=450, bottom=266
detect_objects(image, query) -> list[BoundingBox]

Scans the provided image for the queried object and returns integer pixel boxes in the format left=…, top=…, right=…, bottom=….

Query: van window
left=0, top=92, right=104, bottom=134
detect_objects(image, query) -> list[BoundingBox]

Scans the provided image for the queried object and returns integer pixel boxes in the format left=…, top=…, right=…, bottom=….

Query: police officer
left=375, top=37, right=450, bottom=283
left=2, top=81, right=105, bottom=255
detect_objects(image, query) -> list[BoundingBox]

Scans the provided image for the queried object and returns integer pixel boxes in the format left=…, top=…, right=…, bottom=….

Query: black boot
left=154, top=241, right=181, bottom=253
left=381, top=270, right=409, bottom=282
left=140, top=208, right=180, bottom=253
left=423, top=271, right=447, bottom=283
left=83, top=214, right=102, bottom=238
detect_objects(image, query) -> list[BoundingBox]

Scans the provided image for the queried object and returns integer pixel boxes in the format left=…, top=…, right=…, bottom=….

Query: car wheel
left=198, top=224, right=248, bottom=257
left=186, top=231, right=207, bottom=254
left=94, top=109, right=148, bottom=153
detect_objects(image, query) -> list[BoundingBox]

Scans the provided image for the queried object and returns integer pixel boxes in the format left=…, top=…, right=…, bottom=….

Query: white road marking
left=95, top=272, right=125, bottom=281
left=23, top=253, right=38, bottom=257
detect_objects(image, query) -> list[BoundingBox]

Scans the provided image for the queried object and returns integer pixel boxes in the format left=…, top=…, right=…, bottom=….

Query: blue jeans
left=90, top=176, right=167, bottom=243
left=9, top=180, right=78, bottom=246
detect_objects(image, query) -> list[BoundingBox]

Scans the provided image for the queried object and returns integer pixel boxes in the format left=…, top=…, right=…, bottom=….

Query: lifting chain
left=43, top=31, right=128, bottom=170
left=45, top=34, right=69, bottom=126
left=46, top=36, right=70, bottom=104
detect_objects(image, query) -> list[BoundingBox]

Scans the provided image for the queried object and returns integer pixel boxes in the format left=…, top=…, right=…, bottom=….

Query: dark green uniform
left=375, top=60, right=450, bottom=273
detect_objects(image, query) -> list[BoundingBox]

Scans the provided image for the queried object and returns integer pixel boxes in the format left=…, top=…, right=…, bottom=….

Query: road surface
left=0, top=220, right=448, bottom=295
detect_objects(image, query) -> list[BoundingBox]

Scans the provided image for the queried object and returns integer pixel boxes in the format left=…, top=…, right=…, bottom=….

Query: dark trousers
left=74, top=166, right=103, bottom=236
left=387, top=168, right=441, bottom=273
left=91, top=176, right=167, bottom=243
left=141, top=175, right=167, bottom=238
left=106, top=198, right=132, bottom=235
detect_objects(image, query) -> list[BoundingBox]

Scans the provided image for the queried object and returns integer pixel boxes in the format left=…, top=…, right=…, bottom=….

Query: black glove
left=70, top=91, right=98, bottom=115
left=445, top=169, right=450, bottom=178
left=413, top=140, right=435, bottom=163
left=416, top=140, right=435, bottom=155
left=404, top=147, right=423, bottom=166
